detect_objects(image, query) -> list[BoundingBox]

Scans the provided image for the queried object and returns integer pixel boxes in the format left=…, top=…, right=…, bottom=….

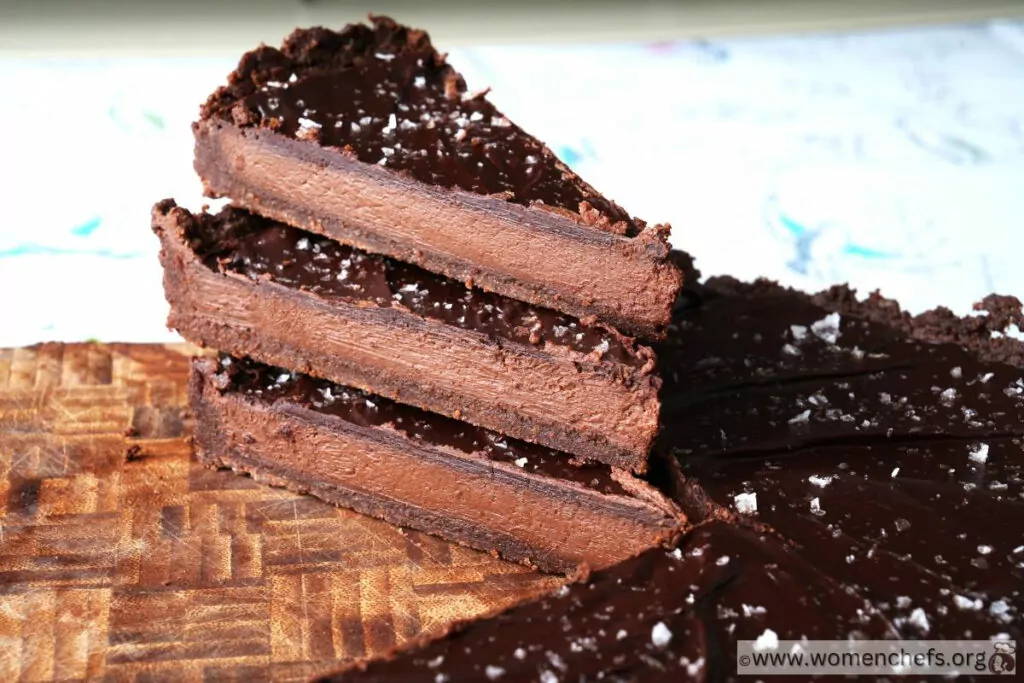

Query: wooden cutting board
left=0, top=343, right=559, bottom=682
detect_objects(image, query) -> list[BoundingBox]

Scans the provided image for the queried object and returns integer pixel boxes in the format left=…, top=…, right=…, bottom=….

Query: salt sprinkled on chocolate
left=810, top=312, right=842, bottom=344
left=954, top=595, right=984, bottom=611
left=969, top=443, right=990, bottom=463
left=907, top=608, right=930, bottom=633
left=733, top=492, right=757, bottom=514
left=788, top=409, right=811, bottom=425
left=989, top=600, right=1012, bottom=622
left=752, top=628, right=779, bottom=652
left=650, top=622, right=672, bottom=648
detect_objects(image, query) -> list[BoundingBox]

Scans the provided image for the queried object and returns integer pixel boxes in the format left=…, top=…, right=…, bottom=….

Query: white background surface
left=1, top=19, right=1023, bottom=346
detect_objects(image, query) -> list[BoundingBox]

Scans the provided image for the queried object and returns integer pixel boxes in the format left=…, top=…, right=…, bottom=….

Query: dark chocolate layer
left=222, top=355, right=627, bottom=496
left=193, top=205, right=639, bottom=365
left=660, top=278, right=1023, bottom=649
left=659, top=277, right=1024, bottom=458
left=686, top=440, right=1022, bottom=642
left=204, top=17, right=635, bottom=235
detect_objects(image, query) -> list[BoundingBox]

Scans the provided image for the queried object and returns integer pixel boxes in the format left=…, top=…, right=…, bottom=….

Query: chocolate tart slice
left=193, top=15, right=682, bottom=339
left=191, top=355, right=683, bottom=575
left=155, top=201, right=661, bottom=471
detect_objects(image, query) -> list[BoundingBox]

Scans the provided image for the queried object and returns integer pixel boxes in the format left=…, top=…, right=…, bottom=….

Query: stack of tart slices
left=153, top=16, right=1022, bottom=681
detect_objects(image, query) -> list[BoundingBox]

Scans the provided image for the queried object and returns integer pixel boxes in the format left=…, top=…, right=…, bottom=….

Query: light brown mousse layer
left=193, top=121, right=683, bottom=339
left=190, top=358, right=683, bottom=574
left=154, top=201, right=662, bottom=472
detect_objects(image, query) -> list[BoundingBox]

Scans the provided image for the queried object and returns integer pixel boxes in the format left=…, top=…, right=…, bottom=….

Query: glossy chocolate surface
left=213, top=17, right=636, bottom=234
left=659, top=278, right=1024, bottom=457
left=663, top=278, right=1023, bottom=645
left=192, top=206, right=641, bottom=366
left=220, top=355, right=626, bottom=496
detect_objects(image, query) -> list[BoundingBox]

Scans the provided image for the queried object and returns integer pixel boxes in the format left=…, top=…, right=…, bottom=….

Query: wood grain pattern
left=0, top=343, right=559, bottom=682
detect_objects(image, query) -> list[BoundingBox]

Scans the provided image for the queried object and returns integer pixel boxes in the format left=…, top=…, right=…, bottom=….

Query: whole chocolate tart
left=193, top=15, right=682, bottom=339
left=316, top=278, right=1024, bottom=681
left=191, top=355, right=683, bottom=574
left=155, top=200, right=661, bottom=472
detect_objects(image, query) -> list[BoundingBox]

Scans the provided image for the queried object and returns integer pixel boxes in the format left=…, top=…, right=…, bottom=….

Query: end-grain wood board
left=0, top=343, right=560, bottom=682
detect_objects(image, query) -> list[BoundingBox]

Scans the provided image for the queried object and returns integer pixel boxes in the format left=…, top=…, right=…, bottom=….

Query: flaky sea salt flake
left=810, top=497, right=824, bottom=515
left=969, top=443, right=990, bottom=463
left=753, top=629, right=779, bottom=652
left=908, top=608, right=930, bottom=633
left=954, top=595, right=983, bottom=611
left=782, top=343, right=802, bottom=356
left=733, top=492, right=757, bottom=515
left=789, top=410, right=811, bottom=425
left=810, top=313, right=841, bottom=344
left=651, top=622, right=672, bottom=648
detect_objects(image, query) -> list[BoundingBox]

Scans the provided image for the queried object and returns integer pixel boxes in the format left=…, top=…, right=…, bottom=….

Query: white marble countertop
left=2, top=19, right=1023, bottom=346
